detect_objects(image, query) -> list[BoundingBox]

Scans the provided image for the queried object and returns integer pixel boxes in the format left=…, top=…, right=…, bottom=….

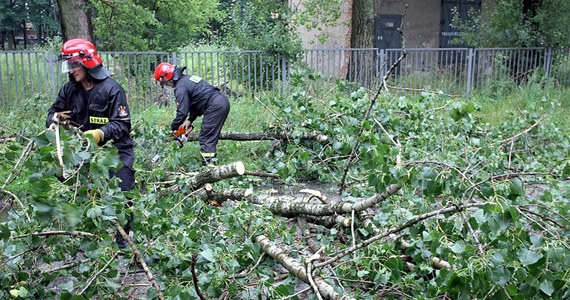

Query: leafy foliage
left=261, top=73, right=570, bottom=297
left=92, top=0, right=224, bottom=51
left=1, top=75, right=569, bottom=299
left=220, top=0, right=301, bottom=60
left=452, top=0, right=570, bottom=48
left=0, top=0, right=59, bottom=50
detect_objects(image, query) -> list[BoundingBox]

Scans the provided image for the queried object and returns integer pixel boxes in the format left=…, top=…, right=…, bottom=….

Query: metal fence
left=1, top=47, right=569, bottom=109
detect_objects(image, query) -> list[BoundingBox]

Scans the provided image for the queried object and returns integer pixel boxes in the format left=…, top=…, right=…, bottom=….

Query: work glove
left=181, top=120, right=194, bottom=133
left=83, top=129, right=105, bottom=143
left=52, top=110, right=72, bottom=125
left=47, top=123, right=58, bottom=131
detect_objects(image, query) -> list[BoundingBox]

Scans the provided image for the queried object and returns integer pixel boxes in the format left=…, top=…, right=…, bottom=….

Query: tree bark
left=255, top=235, right=354, bottom=300
left=195, top=184, right=253, bottom=205
left=248, top=184, right=400, bottom=216
left=184, top=161, right=246, bottom=190
left=57, top=0, right=94, bottom=41
left=185, top=132, right=328, bottom=143
left=348, top=0, right=375, bottom=83
left=350, top=0, right=375, bottom=49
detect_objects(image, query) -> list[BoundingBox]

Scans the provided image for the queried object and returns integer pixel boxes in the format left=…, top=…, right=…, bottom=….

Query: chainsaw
left=172, top=123, right=194, bottom=147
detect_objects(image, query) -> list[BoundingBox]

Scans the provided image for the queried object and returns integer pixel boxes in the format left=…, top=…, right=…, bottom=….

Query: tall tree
left=92, top=0, right=223, bottom=51
left=221, top=0, right=299, bottom=57
left=57, top=0, right=93, bottom=41
left=28, top=0, right=60, bottom=43
left=0, top=0, right=26, bottom=49
left=453, top=0, right=569, bottom=48
left=347, top=0, right=375, bottom=83
left=350, top=0, right=374, bottom=48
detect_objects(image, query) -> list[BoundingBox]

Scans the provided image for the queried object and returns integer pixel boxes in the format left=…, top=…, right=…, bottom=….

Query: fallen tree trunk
left=185, top=132, right=328, bottom=142
left=196, top=187, right=353, bottom=226
left=255, top=235, right=354, bottom=300
left=195, top=184, right=253, bottom=205
left=180, top=161, right=246, bottom=190
left=248, top=184, right=400, bottom=216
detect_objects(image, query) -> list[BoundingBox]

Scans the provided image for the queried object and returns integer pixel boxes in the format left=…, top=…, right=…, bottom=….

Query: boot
left=115, top=212, right=133, bottom=249
left=201, top=155, right=216, bottom=166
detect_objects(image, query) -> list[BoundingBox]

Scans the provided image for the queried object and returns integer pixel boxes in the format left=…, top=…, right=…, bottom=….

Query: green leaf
left=518, top=249, right=543, bottom=266
left=274, top=284, right=294, bottom=296
left=0, top=224, right=10, bottom=241
left=373, top=269, right=390, bottom=285
left=451, top=240, right=467, bottom=254
left=357, top=270, right=369, bottom=278
left=59, top=280, right=75, bottom=292
left=539, top=280, right=554, bottom=296
left=200, top=247, right=216, bottom=262
left=508, top=178, right=524, bottom=199
left=529, top=234, right=544, bottom=248
left=10, top=287, right=28, bottom=297
left=473, top=209, right=487, bottom=224
left=561, top=162, right=570, bottom=176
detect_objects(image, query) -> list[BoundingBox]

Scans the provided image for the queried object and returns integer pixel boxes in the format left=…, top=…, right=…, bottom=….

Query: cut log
left=255, top=235, right=354, bottom=300
left=184, top=161, right=245, bottom=190
left=197, top=184, right=253, bottom=205
left=303, top=215, right=352, bottom=228
left=248, top=184, right=400, bottom=216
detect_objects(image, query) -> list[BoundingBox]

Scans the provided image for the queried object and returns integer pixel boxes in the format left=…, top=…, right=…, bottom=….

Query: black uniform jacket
left=46, top=77, right=134, bottom=168
left=170, top=74, right=220, bottom=131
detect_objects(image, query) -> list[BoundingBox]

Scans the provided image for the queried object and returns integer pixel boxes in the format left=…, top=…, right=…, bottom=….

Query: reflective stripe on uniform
left=90, top=116, right=109, bottom=124
left=189, top=75, right=202, bottom=83
left=200, top=152, right=216, bottom=158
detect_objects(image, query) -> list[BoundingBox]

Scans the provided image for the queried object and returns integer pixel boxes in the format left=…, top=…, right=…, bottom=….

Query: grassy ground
left=473, top=82, right=570, bottom=129
left=0, top=83, right=568, bottom=178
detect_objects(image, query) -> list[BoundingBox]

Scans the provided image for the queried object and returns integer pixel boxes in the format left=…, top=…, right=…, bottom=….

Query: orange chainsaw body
left=172, top=124, right=193, bottom=147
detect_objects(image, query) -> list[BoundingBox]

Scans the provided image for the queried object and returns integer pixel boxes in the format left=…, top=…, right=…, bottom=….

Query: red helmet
left=61, top=38, right=102, bottom=69
left=154, top=62, right=176, bottom=82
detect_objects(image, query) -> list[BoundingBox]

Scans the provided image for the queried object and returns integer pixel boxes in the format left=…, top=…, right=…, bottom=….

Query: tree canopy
left=92, top=0, right=224, bottom=51
left=453, top=0, right=570, bottom=48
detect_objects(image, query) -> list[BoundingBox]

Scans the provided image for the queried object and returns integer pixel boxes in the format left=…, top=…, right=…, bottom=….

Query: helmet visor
left=61, top=60, right=83, bottom=73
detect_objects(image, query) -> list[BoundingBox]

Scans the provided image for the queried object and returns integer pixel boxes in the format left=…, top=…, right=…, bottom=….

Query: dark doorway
left=440, top=0, right=481, bottom=48
left=375, top=14, right=402, bottom=49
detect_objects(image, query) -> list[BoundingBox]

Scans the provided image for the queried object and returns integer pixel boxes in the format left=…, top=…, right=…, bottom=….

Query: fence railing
left=1, top=48, right=569, bottom=109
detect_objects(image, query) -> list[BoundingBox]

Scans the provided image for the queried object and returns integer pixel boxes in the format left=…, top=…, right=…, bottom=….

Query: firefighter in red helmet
left=154, top=62, right=230, bottom=166
left=46, top=38, right=135, bottom=248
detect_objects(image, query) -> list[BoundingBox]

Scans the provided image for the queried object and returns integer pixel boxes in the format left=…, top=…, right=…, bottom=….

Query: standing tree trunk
left=350, top=0, right=375, bottom=48
left=57, top=0, right=94, bottom=42
left=348, top=0, right=375, bottom=85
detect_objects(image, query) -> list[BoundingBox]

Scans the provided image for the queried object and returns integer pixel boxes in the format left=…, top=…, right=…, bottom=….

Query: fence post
left=48, top=52, right=57, bottom=98
left=281, top=54, right=288, bottom=95
left=0, top=54, right=4, bottom=106
left=377, top=48, right=386, bottom=79
left=544, top=48, right=553, bottom=77
left=171, top=52, right=177, bottom=65
left=465, top=48, right=475, bottom=95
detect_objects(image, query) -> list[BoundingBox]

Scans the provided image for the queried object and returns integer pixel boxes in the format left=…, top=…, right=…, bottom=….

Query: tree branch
left=112, top=220, right=164, bottom=300
left=255, top=235, right=354, bottom=300
left=314, top=202, right=486, bottom=269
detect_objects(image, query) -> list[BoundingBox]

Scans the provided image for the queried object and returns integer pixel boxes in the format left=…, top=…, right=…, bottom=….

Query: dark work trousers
left=110, top=147, right=135, bottom=236
left=109, top=147, right=135, bottom=192
left=199, top=93, right=230, bottom=158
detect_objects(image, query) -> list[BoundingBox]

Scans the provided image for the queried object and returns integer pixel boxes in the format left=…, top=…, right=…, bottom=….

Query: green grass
left=474, top=81, right=570, bottom=130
